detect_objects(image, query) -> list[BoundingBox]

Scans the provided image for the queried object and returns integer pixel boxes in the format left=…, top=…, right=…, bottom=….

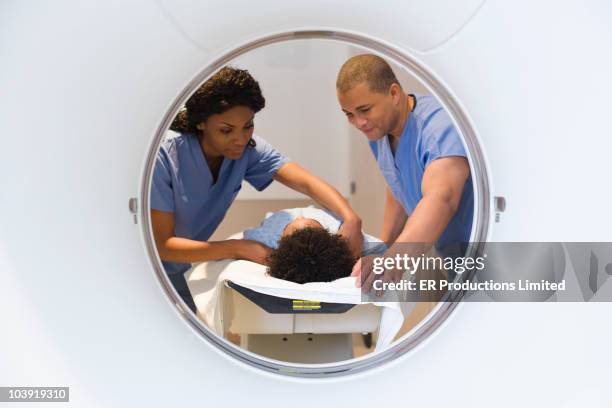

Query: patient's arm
left=151, top=209, right=272, bottom=265
left=380, top=186, right=408, bottom=246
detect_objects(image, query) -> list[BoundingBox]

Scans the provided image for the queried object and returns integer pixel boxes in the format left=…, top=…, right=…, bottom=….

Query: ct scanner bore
left=4, top=2, right=612, bottom=405
left=140, top=30, right=490, bottom=377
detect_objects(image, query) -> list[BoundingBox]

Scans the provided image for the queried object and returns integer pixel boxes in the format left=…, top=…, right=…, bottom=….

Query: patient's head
left=267, top=227, right=356, bottom=284
left=281, top=216, right=323, bottom=237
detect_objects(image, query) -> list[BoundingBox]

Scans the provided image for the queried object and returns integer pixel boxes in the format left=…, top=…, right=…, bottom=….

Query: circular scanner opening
left=141, top=30, right=490, bottom=377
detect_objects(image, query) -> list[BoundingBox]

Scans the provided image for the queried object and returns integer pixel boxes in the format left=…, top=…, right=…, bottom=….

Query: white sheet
left=185, top=256, right=414, bottom=352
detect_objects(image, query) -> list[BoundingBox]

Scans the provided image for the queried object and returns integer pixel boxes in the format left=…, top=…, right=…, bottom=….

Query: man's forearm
left=393, top=193, right=458, bottom=251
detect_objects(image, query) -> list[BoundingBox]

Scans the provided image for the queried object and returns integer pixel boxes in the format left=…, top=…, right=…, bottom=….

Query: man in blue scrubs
left=336, top=54, right=474, bottom=291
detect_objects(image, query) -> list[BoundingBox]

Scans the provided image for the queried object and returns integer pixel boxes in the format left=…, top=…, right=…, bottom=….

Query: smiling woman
left=150, top=66, right=364, bottom=311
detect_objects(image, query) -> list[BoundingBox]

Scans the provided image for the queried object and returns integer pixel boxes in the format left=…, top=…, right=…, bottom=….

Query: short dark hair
left=267, top=227, right=356, bottom=284
left=170, top=66, right=265, bottom=133
left=336, top=54, right=401, bottom=94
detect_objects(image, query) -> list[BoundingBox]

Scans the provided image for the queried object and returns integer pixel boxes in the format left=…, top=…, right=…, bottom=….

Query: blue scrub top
left=151, top=132, right=289, bottom=275
left=369, top=94, right=474, bottom=246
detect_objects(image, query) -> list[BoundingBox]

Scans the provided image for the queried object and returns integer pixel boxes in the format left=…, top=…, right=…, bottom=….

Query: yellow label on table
left=292, top=299, right=321, bottom=310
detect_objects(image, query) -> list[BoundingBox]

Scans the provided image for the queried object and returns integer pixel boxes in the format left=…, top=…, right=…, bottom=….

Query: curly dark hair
left=170, top=66, right=266, bottom=133
left=267, top=227, right=357, bottom=284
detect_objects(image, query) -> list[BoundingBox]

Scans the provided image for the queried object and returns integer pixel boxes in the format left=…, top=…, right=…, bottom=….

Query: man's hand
left=338, top=216, right=364, bottom=259
left=351, top=255, right=376, bottom=292
left=351, top=252, right=404, bottom=295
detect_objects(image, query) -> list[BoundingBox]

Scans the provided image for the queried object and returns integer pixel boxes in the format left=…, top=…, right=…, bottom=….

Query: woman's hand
left=338, top=216, right=364, bottom=259
left=232, top=239, right=273, bottom=265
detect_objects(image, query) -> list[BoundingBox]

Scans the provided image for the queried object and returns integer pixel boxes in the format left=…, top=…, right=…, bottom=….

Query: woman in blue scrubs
left=151, top=67, right=362, bottom=311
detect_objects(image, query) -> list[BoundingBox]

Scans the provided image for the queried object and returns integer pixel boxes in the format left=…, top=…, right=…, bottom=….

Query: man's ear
left=196, top=121, right=206, bottom=132
left=389, top=83, right=402, bottom=105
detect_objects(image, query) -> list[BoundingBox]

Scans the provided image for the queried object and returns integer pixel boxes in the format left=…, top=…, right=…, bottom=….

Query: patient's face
left=282, top=217, right=323, bottom=237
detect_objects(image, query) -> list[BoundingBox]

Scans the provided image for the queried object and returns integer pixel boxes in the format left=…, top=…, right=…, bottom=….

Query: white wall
left=231, top=39, right=352, bottom=199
